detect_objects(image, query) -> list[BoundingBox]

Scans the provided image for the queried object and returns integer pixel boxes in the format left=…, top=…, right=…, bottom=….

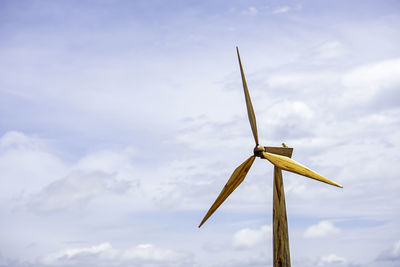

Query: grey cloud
left=214, top=252, right=269, bottom=267
left=376, top=240, right=400, bottom=262
left=27, top=171, right=131, bottom=214
left=370, top=84, right=400, bottom=112
left=42, top=242, right=192, bottom=267
left=0, top=253, right=42, bottom=267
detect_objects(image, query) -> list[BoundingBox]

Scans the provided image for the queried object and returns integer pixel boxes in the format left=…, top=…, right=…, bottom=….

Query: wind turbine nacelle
left=254, top=146, right=293, bottom=158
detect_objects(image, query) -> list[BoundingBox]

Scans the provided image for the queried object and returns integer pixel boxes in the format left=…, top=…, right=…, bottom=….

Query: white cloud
left=0, top=131, right=68, bottom=198
left=242, top=6, right=259, bottom=16
left=343, top=58, right=400, bottom=88
left=151, top=184, right=183, bottom=209
left=43, top=242, right=189, bottom=266
left=268, top=100, right=314, bottom=120
left=122, top=244, right=186, bottom=263
left=342, top=58, right=400, bottom=104
left=232, top=225, right=271, bottom=249
left=266, top=71, right=337, bottom=90
left=74, top=148, right=137, bottom=174
left=272, top=6, right=290, bottom=14
left=304, top=221, right=340, bottom=238
left=314, top=41, right=345, bottom=61
left=43, top=242, right=116, bottom=265
left=0, top=131, right=42, bottom=149
left=318, top=254, right=347, bottom=266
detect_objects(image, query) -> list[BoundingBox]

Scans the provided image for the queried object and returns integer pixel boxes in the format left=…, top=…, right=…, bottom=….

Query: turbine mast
left=273, top=166, right=291, bottom=267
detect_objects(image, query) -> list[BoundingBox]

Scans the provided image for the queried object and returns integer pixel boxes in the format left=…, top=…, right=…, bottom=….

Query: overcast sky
left=1, top=0, right=400, bottom=266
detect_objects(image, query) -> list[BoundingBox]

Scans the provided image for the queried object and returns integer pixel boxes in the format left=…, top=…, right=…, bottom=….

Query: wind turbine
left=198, top=47, right=343, bottom=267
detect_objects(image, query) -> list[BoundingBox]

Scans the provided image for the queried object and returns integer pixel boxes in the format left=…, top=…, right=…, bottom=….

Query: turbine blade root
left=262, top=152, right=343, bottom=188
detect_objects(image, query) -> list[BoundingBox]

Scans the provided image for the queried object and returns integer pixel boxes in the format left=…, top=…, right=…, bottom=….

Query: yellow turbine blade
left=236, top=47, right=259, bottom=145
left=262, top=152, right=343, bottom=188
left=199, top=155, right=255, bottom=228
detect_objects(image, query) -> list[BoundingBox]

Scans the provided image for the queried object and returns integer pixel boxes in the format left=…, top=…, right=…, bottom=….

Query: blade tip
left=198, top=218, right=206, bottom=228
left=332, top=182, right=343, bottom=188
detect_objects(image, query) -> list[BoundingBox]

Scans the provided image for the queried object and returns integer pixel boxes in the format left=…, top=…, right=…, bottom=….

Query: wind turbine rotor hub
left=253, top=145, right=265, bottom=157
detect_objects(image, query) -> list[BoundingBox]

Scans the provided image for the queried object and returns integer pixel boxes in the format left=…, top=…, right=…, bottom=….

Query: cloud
left=261, top=100, right=315, bottom=139
left=313, top=41, right=345, bottom=61
left=0, top=131, right=44, bottom=150
left=27, top=170, right=131, bottom=213
left=341, top=58, right=400, bottom=109
left=43, top=242, right=190, bottom=266
left=242, top=6, right=259, bottom=16
left=151, top=183, right=183, bottom=210
left=0, top=259, right=39, bottom=267
left=122, top=244, right=187, bottom=263
left=377, top=240, right=400, bottom=262
left=272, top=6, right=290, bottom=14
left=0, top=131, right=68, bottom=198
left=43, top=242, right=116, bottom=265
left=318, top=254, right=347, bottom=267
left=266, top=71, right=337, bottom=91
left=0, top=131, right=141, bottom=213
left=232, top=225, right=271, bottom=249
left=304, top=221, right=340, bottom=238
left=0, top=129, right=244, bottom=216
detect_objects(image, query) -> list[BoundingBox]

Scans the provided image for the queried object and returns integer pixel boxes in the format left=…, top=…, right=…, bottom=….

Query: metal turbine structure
left=199, top=47, right=343, bottom=267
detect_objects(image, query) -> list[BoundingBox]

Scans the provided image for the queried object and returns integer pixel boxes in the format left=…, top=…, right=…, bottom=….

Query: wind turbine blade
left=262, top=152, right=343, bottom=188
left=199, top=155, right=255, bottom=228
left=236, top=47, right=259, bottom=145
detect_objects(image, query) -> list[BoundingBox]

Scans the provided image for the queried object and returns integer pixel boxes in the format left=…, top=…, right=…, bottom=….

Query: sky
left=1, top=0, right=400, bottom=266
